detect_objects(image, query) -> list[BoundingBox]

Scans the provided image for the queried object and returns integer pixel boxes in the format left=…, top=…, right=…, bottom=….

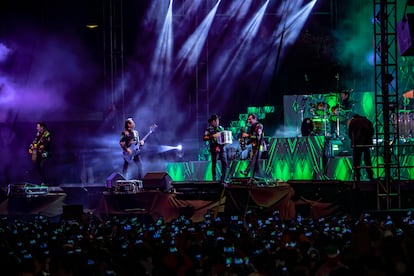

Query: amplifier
left=114, top=180, right=142, bottom=194
left=7, top=183, right=48, bottom=198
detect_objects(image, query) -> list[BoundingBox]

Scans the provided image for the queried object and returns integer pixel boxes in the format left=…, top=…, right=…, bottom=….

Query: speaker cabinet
left=142, top=172, right=173, bottom=192
left=106, top=172, right=125, bottom=189
left=398, top=14, right=414, bottom=56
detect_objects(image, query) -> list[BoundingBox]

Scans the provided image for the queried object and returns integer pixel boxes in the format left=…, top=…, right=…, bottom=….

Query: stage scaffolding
left=373, top=0, right=401, bottom=210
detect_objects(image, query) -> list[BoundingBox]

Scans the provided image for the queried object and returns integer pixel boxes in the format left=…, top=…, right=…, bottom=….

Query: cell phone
left=234, top=258, right=243, bottom=265
left=226, top=257, right=232, bottom=266
left=170, top=247, right=178, bottom=253
left=224, top=246, right=234, bottom=253
left=286, top=242, right=296, bottom=247
left=23, top=253, right=32, bottom=259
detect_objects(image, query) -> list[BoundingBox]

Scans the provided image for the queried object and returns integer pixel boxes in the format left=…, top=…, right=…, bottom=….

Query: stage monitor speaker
left=106, top=172, right=125, bottom=189
left=143, top=172, right=173, bottom=192
left=398, top=14, right=414, bottom=56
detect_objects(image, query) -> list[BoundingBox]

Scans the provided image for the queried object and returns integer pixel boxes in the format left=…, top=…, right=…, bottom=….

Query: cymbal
left=398, top=109, right=412, bottom=113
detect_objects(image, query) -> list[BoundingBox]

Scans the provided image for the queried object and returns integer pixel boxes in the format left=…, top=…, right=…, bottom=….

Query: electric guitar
left=29, top=144, right=38, bottom=162
left=122, top=124, right=157, bottom=163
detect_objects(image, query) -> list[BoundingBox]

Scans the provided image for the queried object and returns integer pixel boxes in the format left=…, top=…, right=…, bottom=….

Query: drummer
left=203, top=114, right=228, bottom=183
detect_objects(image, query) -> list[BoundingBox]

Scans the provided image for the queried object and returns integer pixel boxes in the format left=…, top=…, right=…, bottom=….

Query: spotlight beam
left=151, top=0, right=174, bottom=79
left=214, top=0, right=270, bottom=90
left=176, top=0, right=222, bottom=74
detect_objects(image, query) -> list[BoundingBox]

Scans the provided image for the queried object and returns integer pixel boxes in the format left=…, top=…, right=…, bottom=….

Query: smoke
left=0, top=28, right=101, bottom=121
left=333, top=1, right=374, bottom=90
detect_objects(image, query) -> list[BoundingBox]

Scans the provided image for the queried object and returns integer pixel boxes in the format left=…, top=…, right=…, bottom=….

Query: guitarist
left=28, top=122, right=51, bottom=185
left=120, top=118, right=144, bottom=180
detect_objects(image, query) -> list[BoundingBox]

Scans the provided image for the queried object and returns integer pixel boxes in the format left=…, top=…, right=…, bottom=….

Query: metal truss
left=373, top=0, right=401, bottom=209
left=103, top=0, right=125, bottom=126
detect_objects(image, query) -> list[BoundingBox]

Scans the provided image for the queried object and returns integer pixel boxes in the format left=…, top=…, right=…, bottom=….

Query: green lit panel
left=263, top=106, right=275, bottom=113
left=353, top=92, right=376, bottom=123
left=265, top=136, right=326, bottom=181
left=166, top=161, right=217, bottom=181
left=400, top=155, right=414, bottom=179
left=247, top=107, right=259, bottom=114
left=325, top=157, right=353, bottom=181
left=166, top=162, right=186, bottom=181
left=372, top=156, right=384, bottom=179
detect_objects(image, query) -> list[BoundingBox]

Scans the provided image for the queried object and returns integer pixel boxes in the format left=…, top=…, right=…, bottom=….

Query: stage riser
left=167, top=136, right=414, bottom=181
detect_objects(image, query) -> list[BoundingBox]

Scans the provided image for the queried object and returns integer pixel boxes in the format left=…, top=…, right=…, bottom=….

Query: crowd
left=1, top=209, right=414, bottom=276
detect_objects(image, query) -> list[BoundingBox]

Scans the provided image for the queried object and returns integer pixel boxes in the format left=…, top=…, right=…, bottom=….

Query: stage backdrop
left=167, top=136, right=327, bottom=181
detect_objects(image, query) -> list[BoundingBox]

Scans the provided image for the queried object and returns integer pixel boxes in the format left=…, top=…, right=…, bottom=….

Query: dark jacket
left=348, top=115, right=374, bottom=146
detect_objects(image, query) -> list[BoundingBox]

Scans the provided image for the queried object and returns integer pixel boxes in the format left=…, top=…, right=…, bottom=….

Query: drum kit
left=300, top=91, right=354, bottom=137
left=393, top=109, right=414, bottom=138
left=395, top=90, right=414, bottom=138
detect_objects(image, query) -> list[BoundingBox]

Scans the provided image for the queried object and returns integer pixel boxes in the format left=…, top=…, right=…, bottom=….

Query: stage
left=2, top=132, right=414, bottom=222
left=2, top=176, right=414, bottom=223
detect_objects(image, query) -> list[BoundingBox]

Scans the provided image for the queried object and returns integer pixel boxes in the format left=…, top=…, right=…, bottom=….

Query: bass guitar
left=123, top=124, right=157, bottom=163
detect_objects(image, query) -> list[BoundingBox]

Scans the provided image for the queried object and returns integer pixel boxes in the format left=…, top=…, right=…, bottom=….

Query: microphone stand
left=247, top=134, right=263, bottom=186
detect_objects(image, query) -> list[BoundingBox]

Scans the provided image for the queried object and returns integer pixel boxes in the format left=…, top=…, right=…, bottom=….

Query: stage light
left=176, top=144, right=183, bottom=151
left=86, top=24, right=99, bottom=29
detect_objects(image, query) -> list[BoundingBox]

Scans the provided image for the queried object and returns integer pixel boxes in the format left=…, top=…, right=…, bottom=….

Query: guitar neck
left=141, top=131, right=153, bottom=142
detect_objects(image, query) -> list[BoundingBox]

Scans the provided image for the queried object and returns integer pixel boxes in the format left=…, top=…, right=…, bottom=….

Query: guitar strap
left=133, top=130, right=139, bottom=146
left=32, top=130, right=48, bottom=148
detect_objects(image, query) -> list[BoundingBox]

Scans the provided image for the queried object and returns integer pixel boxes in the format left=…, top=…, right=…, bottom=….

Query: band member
left=348, top=114, right=375, bottom=182
left=340, top=90, right=352, bottom=111
left=203, top=114, right=228, bottom=182
left=120, top=118, right=144, bottom=180
left=301, top=118, right=314, bottom=136
left=240, top=114, right=265, bottom=177
left=29, top=122, right=51, bottom=185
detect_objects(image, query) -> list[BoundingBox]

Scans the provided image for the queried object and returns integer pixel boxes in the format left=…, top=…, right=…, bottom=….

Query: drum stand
left=323, top=107, right=330, bottom=137
left=297, top=95, right=310, bottom=137
left=228, top=144, right=247, bottom=179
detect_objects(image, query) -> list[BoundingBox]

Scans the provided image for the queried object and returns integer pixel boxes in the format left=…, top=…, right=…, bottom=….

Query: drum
left=393, top=112, right=414, bottom=138
left=312, top=117, right=328, bottom=135
left=217, top=130, right=233, bottom=145
left=315, top=102, right=329, bottom=117
left=330, top=105, right=342, bottom=122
